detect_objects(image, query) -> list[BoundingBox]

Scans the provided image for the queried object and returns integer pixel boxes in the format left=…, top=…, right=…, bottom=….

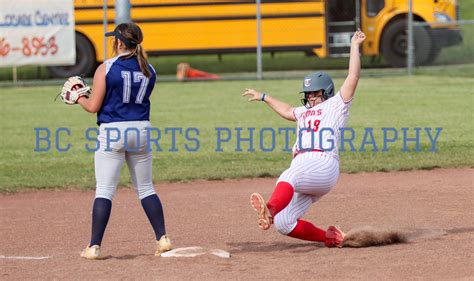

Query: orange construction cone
left=176, top=63, right=220, bottom=81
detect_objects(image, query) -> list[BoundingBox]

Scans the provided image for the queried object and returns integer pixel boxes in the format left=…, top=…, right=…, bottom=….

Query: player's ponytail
left=136, top=44, right=151, bottom=78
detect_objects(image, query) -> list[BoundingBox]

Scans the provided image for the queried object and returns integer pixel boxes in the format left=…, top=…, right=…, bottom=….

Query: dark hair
left=112, top=22, right=152, bottom=78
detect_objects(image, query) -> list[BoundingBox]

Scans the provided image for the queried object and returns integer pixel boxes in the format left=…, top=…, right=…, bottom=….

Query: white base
left=161, top=247, right=230, bottom=258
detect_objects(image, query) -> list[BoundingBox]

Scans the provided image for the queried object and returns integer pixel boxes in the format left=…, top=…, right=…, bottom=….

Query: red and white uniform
left=274, top=91, right=352, bottom=235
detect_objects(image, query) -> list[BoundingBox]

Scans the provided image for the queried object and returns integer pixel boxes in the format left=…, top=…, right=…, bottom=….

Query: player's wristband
left=261, top=93, right=266, bottom=102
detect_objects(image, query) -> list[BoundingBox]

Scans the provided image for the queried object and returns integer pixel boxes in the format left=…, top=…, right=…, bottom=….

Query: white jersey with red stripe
left=292, top=91, right=352, bottom=160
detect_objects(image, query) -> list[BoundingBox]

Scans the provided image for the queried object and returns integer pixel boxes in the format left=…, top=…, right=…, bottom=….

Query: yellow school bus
left=48, top=0, right=462, bottom=77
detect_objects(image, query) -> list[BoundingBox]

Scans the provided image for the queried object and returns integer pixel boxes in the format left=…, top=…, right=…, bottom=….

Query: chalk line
left=0, top=255, right=51, bottom=260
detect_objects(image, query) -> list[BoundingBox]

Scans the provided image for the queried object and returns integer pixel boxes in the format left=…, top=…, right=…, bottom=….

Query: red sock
left=267, top=181, right=294, bottom=217
left=288, top=219, right=326, bottom=242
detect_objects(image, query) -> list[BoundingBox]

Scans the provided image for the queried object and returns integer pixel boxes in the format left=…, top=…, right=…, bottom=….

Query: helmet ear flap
left=323, top=85, right=335, bottom=100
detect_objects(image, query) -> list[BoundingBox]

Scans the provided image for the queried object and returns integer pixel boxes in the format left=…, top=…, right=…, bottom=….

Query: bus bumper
left=431, top=28, right=463, bottom=48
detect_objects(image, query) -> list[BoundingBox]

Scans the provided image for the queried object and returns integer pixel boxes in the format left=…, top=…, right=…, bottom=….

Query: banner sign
left=0, top=0, right=75, bottom=67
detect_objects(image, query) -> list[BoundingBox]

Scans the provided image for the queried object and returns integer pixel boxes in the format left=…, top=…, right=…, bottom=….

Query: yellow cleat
left=80, top=244, right=101, bottom=260
left=155, top=235, right=172, bottom=256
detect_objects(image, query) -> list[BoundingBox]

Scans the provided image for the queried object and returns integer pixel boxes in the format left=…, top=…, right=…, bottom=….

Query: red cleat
left=250, top=193, right=273, bottom=230
left=325, top=225, right=346, bottom=248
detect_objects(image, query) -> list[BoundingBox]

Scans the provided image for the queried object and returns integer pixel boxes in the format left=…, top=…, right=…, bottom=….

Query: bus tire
left=424, top=44, right=441, bottom=65
left=381, top=19, right=433, bottom=67
left=47, top=32, right=97, bottom=78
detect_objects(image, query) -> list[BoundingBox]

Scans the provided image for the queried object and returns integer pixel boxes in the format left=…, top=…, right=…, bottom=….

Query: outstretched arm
left=77, top=63, right=107, bottom=113
left=242, top=88, right=296, bottom=121
left=340, top=29, right=366, bottom=102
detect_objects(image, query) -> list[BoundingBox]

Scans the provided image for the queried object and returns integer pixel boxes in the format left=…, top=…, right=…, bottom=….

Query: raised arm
left=77, top=63, right=107, bottom=113
left=340, top=29, right=366, bottom=102
left=242, top=88, right=296, bottom=122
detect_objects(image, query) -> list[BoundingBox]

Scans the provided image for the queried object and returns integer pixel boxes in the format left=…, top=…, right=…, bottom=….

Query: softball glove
left=56, top=76, right=91, bottom=105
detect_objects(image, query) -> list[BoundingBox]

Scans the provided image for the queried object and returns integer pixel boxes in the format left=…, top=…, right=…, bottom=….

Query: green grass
left=0, top=75, right=473, bottom=192
left=460, top=0, right=474, bottom=19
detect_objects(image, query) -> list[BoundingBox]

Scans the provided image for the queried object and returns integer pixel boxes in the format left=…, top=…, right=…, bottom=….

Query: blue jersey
left=97, top=54, right=156, bottom=125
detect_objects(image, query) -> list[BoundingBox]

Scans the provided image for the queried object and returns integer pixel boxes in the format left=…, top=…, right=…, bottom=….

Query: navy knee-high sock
left=141, top=194, right=166, bottom=240
left=90, top=198, right=112, bottom=246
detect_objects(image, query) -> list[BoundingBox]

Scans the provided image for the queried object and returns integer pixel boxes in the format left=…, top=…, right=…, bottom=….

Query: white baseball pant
left=94, top=121, right=156, bottom=200
left=273, top=152, right=340, bottom=234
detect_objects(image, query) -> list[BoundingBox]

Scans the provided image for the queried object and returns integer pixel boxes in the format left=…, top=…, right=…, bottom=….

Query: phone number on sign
left=0, top=36, right=58, bottom=57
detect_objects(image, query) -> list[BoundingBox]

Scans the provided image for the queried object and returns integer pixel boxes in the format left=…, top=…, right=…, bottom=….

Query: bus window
left=366, top=0, right=384, bottom=17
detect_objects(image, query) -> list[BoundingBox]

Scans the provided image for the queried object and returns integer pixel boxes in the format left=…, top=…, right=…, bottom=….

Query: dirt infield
left=1, top=168, right=473, bottom=280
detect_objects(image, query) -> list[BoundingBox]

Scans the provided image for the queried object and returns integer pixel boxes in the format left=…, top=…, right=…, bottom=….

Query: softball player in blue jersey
left=77, top=22, right=171, bottom=259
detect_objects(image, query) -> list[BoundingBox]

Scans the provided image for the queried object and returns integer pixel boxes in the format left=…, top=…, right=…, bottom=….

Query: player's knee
left=273, top=213, right=296, bottom=235
left=95, top=184, right=117, bottom=200
left=136, top=184, right=155, bottom=200
left=277, top=173, right=297, bottom=188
